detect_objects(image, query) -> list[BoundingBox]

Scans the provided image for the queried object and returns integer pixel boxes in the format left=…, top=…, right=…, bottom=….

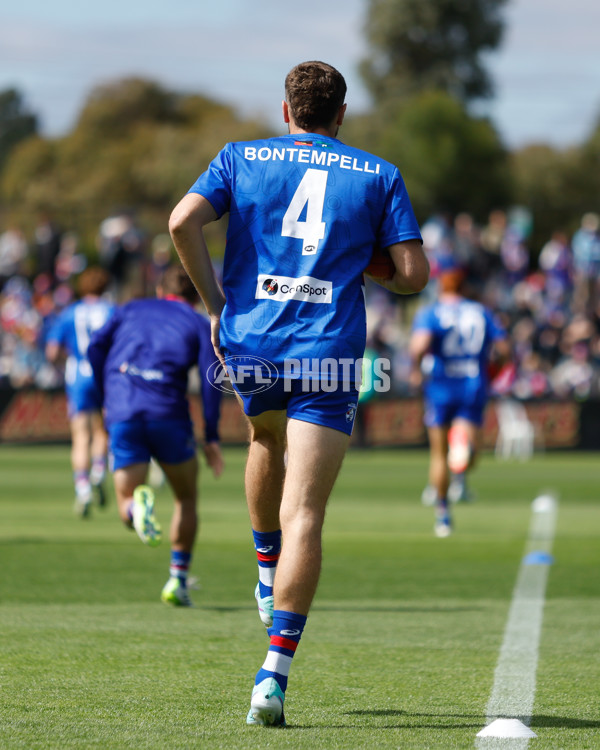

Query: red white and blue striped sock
left=252, top=529, right=281, bottom=598
left=170, top=550, right=192, bottom=587
left=255, top=610, right=307, bottom=692
left=73, top=470, right=91, bottom=501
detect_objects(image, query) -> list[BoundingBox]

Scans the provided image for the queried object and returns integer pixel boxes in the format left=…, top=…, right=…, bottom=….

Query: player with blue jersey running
left=409, top=255, right=510, bottom=537
left=88, top=266, right=223, bottom=606
left=169, top=61, right=429, bottom=726
left=46, top=267, right=115, bottom=517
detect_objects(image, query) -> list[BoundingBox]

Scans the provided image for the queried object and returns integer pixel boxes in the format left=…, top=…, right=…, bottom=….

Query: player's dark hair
left=159, top=264, right=198, bottom=303
left=77, top=266, right=110, bottom=297
left=285, top=61, right=346, bottom=131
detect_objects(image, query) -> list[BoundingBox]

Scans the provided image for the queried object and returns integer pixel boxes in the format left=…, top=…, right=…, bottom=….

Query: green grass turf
left=1, top=444, right=599, bottom=749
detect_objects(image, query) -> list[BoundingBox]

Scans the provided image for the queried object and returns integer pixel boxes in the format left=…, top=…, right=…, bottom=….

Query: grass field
left=1, top=444, right=599, bottom=749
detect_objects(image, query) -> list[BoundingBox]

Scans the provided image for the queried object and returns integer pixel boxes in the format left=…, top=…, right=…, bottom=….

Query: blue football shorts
left=423, top=396, right=485, bottom=428
left=108, top=418, right=196, bottom=471
left=66, top=378, right=103, bottom=417
left=231, top=375, right=360, bottom=436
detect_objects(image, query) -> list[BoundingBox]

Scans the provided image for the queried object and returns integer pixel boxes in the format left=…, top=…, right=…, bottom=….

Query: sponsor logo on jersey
left=119, top=362, right=164, bottom=381
left=256, top=274, right=332, bottom=304
left=262, top=278, right=278, bottom=295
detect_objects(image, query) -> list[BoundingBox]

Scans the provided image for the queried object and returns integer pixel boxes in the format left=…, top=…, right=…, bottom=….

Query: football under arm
left=377, top=239, right=430, bottom=295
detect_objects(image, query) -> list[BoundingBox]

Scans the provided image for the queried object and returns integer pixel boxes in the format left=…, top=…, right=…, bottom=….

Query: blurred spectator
left=34, top=213, right=62, bottom=283
left=146, top=233, right=174, bottom=290
left=451, top=212, right=488, bottom=293
left=479, top=209, right=506, bottom=275
left=98, top=213, right=147, bottom=301
left=500, top=226, right=529, bottom=285
left=550, top=339, right=599, bottom=400
left=0, top=276, right=61, bottom=388
left=538, top=230, right=573, bottom=307
left=0, top=225, right=29, bottom=288
left=535, top=313, right=566, bottom=368
left=571, top=213, right=600, bottom=314
left=511, top=351, right=551, bottom=400
left=55, top=232, right=87, bottom=284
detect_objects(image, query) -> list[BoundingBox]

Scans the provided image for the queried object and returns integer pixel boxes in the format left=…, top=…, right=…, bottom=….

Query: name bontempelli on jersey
left=243, top=146, right=381, bottom=174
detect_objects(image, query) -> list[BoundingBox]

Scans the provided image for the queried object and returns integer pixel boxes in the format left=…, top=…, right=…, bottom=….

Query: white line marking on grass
left=476, top=493, right=558, bottom=748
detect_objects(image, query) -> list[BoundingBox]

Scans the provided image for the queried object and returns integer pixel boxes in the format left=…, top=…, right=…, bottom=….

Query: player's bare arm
left=371, top=239, right=429, bottom=295
left=492, top=337, right=511, bottom=367
left=169, top=193, right=227, bottom=360
left=408, top=329, right=432, bottom=389
left=169, top=193, right=226, bottom=316
left=203, top=441, right=224, bottom=478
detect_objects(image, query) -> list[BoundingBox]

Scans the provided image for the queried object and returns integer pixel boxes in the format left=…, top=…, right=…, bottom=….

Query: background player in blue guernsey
left=169, top=60, right=429, bottom=725
left=88, top=265, right=224, bottom=607
left=46, top=267, right=115, bottom=517
left=409, top=254, right=510, bottom=538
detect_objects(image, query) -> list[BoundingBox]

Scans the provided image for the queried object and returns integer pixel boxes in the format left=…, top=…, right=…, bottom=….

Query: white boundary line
left=475, top=494, right=558, bottom=748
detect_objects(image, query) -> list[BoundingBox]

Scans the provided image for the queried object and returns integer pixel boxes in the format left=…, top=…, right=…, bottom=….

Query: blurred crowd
left=366, top=207, right=600, bottom=401
left=2, top=207, right=600, bottom=401
left=0, top=212, right=172, bottom=389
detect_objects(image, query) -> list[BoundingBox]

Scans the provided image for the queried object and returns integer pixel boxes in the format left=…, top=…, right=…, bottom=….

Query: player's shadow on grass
left=314, top=604, right=480, bottom=614
left=341, top=710, right=600, bottom=731
left=339, top=709, right=481, bottom=730
left=202, top=604, right=481, bottom=614
left=530, top=715, right=600, bottom=729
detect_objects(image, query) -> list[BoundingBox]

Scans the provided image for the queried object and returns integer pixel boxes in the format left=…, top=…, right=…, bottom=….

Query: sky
left=2, top=0, right=600, bottom=150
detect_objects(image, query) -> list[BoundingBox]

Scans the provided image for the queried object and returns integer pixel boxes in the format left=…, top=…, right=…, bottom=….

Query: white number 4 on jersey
left=281, top=168, right=328, bottom=255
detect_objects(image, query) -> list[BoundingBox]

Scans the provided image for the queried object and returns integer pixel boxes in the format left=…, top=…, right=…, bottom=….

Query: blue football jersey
left=87, top=298, right=221, bottom=441
left=412, top=297, right=507, bottom=404
left=188, top=133, right=422, bottom=375
left=47, top=298, right=115, bottom=392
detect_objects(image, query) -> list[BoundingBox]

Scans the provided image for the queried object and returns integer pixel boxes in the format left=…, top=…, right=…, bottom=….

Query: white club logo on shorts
left=256, top=274, right=332, bottom=304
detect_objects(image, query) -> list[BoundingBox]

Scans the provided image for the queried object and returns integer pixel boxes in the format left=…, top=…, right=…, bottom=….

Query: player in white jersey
left=169, top=60, right=429, bottom=726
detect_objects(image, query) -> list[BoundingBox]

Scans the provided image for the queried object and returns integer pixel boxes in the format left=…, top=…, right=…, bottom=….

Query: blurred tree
left=510, top=145, right=575, bottom=253
left=511, top=114, right=600, bottom=253
left=345, top=90, right=512, bottom=222
left=361, top=0, right=508, bottom=104
left=576, top=113, right=600, bottom=209
left=0, top=78, right=270, bottom=254
left=0, top=88, right=38, bottom=172
left=1, top=137, right=59, bottom=214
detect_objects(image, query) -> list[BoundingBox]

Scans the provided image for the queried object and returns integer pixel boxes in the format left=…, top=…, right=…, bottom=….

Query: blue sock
left=252, top=529, right=281, bottom=598
left=255, top=610, right=307, bottom=692
left=170, top=550, right=192, bottom=587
